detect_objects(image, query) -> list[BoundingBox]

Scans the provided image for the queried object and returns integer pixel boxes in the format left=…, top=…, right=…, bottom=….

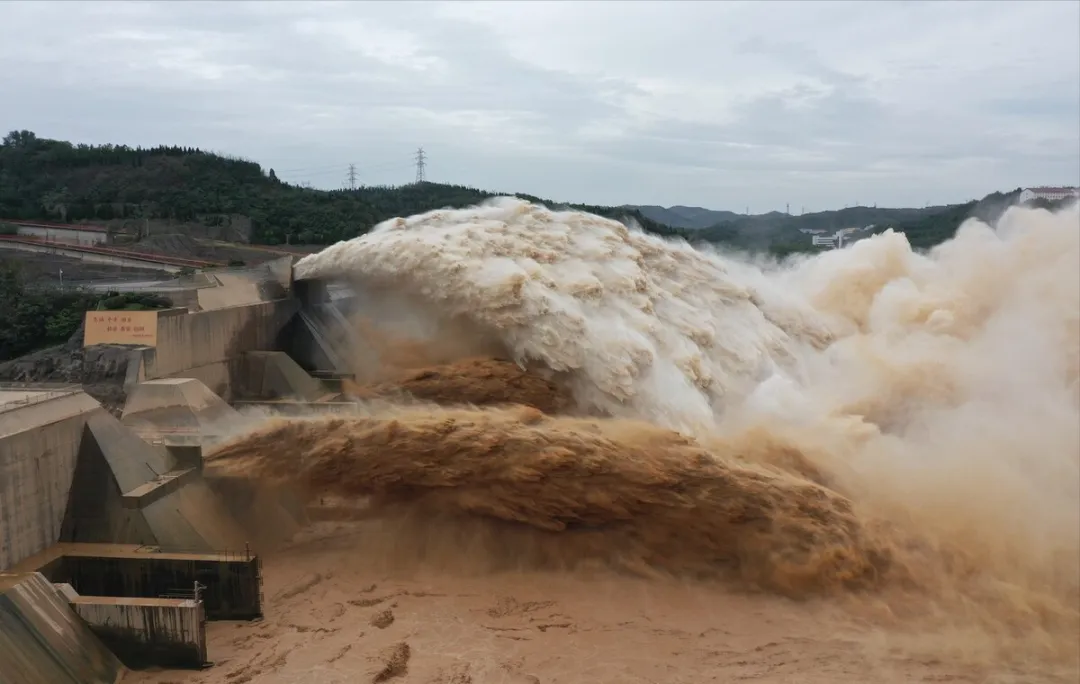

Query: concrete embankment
left=0, top=389, right=103, bottom=570
left=141, top=299, right=298, bottom=399
left=68, top=592, right=207, bottom=670
left=0, top=572, right=123, bottom=684
left=0, top=237, right=183, bottom=272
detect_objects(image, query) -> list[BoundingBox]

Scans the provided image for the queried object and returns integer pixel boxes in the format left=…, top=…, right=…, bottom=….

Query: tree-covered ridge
left=2, top=130, right=1062, bottom=254
left=0, top=130, right=674, bottom=245
left=869, top=188, right=1079, bottom=249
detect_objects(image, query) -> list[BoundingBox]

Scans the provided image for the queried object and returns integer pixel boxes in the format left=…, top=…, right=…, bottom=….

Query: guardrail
left=0, top=381, right=81, bottom=392
left=0, top=235, right=224, bottom=268
left=0, top=384, right=82, bottom=411
left=129, top=543, right=257, bottom=564
left=1, top=219, right=115, bottom=233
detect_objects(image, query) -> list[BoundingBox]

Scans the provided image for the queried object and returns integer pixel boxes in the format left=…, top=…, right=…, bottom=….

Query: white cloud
left=0, top=0, right=1076, bottom=211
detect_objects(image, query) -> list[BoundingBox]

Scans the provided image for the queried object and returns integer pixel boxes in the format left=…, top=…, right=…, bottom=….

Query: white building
left=810, top=225, right=864, bottom=250
left=13, top=221, right=110, bottom=246
left=1019, top=186, right=1079, bottom=203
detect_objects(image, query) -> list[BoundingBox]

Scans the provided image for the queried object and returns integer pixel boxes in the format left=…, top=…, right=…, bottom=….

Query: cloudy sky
left=1, top=1, right=1077, bottom=212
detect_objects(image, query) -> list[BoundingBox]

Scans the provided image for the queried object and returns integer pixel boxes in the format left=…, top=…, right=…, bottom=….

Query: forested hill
left=872, top=189, right=1027, bottom=248
left=0, top=130, right=675, bottom=245
left=2, top=130, right=1059, bottom=253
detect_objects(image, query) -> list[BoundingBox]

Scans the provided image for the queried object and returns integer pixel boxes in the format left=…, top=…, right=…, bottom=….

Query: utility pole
left=347, top=164, right=358, bottom=191
left=414, top=147, right=426, bottom=184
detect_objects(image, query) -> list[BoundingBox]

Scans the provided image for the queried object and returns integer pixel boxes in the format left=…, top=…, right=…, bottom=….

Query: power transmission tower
left=347, top=164, right=358, bottom=191
left=414, top=147, right=426, bottom=183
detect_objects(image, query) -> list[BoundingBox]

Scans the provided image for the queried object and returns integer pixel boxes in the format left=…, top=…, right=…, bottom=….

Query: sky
left=1, top=0, right=1078, bottom=213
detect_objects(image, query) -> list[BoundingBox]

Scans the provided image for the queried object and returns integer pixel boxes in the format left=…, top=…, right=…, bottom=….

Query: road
left=66, top=277, right=196, bottom=292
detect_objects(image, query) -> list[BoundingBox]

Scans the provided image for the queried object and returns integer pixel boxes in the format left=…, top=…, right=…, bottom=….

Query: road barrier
left=0, top=235, right=224, bottom=268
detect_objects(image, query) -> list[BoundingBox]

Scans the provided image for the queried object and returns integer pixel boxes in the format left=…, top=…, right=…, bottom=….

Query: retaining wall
left=0, top=393, right=103, bottom=571
left=70, top=595, right=207, bottom=669
left=141, top=300, right=298, bottom=400
left=15, top=225, right=109, bottom=246
left=0, top=238, right=178, bottom=272
left=54, top=550, right=263, bottom=621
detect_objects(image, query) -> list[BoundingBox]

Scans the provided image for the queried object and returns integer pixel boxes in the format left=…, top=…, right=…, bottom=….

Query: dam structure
left=0, top=259, right=361, bottom=681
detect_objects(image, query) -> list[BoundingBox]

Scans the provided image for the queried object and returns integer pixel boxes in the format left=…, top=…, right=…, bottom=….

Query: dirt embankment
left=0, top=323, right=135, bottom=415
left=135, top=233, right=291, bottom=265
left=0, top=251, right=164, bottom=283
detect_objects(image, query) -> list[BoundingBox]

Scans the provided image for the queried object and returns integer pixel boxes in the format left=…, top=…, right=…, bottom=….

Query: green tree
left=0, top=130, right=674, bottom=246
left=0, top=263, right=172, bottom=361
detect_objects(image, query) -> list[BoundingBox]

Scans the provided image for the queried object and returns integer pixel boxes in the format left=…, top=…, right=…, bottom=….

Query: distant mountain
left=871, top=188, right=1055, bottom=249
left=624, top=204, right=743, bottom=230
left=626, top=201, right=959, bottom=243
left=3, top=130, right=1052, bottom=255
left=638, top=203, right=953, bottom=256
left=656, top=188, right=1068, bottom=255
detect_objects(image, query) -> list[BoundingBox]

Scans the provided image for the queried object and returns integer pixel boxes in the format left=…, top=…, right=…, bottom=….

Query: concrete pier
left=69, top=594, right=207, bottom=670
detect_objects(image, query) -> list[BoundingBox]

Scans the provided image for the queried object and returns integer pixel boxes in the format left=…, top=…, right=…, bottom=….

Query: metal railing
left=0, top=383, right=81, bottom=412
left=23, top=271, right=221, bottom=294
left=160, top=581, right=207, bottom=602
left=129, top=543, right=257, bottom=564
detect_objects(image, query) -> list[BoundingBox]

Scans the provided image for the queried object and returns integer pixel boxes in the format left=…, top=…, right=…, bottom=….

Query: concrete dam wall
left=142, top=299, right=298, bottom=400
left=0, top=389, right=101, bottom=570
left=69, top=594, right=207, bottom=670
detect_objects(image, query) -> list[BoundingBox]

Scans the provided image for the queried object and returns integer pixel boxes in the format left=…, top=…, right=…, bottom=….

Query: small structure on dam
left=0, top=262, right=354, bottom=678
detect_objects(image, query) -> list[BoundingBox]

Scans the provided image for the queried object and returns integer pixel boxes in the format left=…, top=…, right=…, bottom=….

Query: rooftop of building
left=1025, top=186, right=1079, bottom=193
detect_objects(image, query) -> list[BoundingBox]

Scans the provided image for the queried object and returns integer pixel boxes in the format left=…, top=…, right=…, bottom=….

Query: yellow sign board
left=83, top=310, right=159, bottom=347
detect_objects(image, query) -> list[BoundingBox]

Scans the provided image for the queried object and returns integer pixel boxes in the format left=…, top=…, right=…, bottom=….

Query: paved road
left=67, top=278, right=192, bottom=292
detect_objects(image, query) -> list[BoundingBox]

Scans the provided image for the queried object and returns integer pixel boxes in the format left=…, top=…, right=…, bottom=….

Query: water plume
left=295, top=197, right=838, bottom=434
left=276, top=198, right=1080, bottom=663
left=341, top=357, right=573, bottom=415
left=207, top=405, right=890, bottom=597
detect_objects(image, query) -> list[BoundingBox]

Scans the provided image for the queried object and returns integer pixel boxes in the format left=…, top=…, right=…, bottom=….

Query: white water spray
left=294, top=197, right=1080, bottom=663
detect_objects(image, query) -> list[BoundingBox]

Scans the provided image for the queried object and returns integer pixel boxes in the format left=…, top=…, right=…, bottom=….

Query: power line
left=278, top=155, right=425, bottom=189
left=414, top=147, right=426, bottom=184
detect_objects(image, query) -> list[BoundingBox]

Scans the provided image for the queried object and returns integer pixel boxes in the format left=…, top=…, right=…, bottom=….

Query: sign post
left=83, top=310, right=159, bottom=347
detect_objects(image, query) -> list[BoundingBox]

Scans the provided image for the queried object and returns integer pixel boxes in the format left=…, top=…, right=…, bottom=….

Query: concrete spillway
left=290, top=278, right=360, bottom=376
left=0, top=384, right=250, bottom=572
